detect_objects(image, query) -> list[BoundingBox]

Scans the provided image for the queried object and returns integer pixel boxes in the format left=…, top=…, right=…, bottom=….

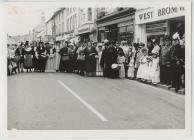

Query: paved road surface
left=8, top=73, right=185, bottom=130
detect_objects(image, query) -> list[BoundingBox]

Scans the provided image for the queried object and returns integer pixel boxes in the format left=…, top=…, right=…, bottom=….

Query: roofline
left=46, top=7, right=65, bottom=23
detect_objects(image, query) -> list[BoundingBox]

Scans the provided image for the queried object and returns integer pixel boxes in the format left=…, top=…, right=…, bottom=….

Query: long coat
left=100, top=46, right=118, bottom=78
left=36, top=46, right=47, bottom=71
left=84, top=47, right=98, bottom=73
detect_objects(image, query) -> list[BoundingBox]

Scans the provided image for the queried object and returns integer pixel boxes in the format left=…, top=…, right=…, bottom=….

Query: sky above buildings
left=4, top=5, right=58, bottom=36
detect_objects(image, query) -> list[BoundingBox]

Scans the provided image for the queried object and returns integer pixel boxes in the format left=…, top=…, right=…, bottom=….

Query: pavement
left=7, top=73, right=185, bottom=130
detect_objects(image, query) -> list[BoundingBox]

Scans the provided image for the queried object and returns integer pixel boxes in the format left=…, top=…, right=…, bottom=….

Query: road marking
left=57, top=80, right=108, bottom=122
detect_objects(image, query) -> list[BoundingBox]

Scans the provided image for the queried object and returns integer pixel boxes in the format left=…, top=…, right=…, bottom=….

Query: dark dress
left=24, top=48, right=34, bottom=69
left=84, top=47, right=98, bottom=73
left=100, top=46, right=118, bottom=78
left=15, top=48, right=25, bottom=63
left=68, top=48, right=76, bottom=72
left=59, top=47, right=69, bottom=72
left=37, top=46, right=47, bottom=72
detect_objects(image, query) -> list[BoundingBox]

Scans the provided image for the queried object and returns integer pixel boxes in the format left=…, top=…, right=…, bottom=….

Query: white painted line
left=57, top=80, right=108, bottom=122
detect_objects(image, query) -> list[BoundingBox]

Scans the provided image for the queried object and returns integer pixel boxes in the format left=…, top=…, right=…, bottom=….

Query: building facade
left=96, top=8, right=136, bottom=43
left=135, top=7, right=185, bottom=45
left=78, top=8, right=98, bottom=42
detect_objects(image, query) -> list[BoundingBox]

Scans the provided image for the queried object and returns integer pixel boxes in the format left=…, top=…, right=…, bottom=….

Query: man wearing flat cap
left=160, top=35, right=172, bottom=85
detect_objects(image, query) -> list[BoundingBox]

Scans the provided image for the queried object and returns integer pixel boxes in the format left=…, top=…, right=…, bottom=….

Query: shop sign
left=98, top=27, right=105, bottom=31
left=78, top=24, right=91, bottom=34
left=135, top=7, right=185, bottom=24
left=56, top=36, right=63, bottom=41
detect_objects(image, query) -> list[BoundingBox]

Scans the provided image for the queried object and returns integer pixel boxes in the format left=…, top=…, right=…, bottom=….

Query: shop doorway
left=105, top=24, right=118, bottom=42
left=169, top=16, right=185, bottom=38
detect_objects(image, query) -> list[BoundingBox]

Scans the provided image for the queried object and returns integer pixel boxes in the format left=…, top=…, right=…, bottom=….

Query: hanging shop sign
left=78, top=24, right=91, bottom=34
left=117, top=20, right=133, bottom=27
left=135, top=6, right=185, bottom=24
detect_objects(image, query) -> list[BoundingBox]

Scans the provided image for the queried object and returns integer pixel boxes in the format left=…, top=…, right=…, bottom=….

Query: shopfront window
left=118, top=25, right=134, bottom=42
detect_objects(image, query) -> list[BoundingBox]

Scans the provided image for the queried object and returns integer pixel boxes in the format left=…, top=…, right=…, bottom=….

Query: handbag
left=111, top=63, right=119, bottom=69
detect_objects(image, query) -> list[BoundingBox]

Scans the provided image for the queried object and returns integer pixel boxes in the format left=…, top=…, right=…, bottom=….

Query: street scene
left=8, top=73, right=184, bottom=129
left=7, top=6, right=185, bottom=130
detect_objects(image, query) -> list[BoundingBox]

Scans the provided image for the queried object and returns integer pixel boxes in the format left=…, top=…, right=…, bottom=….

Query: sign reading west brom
left=135, top=7, right=185, bottom=24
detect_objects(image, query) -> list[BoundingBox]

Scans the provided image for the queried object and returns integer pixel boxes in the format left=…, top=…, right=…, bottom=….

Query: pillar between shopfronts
left=134, top=24, right=147, bottom=45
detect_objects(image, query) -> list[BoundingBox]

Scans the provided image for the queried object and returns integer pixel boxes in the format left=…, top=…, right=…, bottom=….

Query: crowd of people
left=7, top=33, right=185, bottom=92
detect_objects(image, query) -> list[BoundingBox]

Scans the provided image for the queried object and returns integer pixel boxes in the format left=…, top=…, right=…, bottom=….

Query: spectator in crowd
left=160, top=35, right=172, bottom=85
left=15, top=42, right=25, bottom=73
left=136, top=48, right=149, bottom=82
left=169, top=33, right=184, bottom=92
left=37, top=42, right=47, bottom=72
left=59, top=41, right=69, bottom=72
left=117, top=50, right=125, bottom=79
left=23, top=41, right=34, bottom=72
left=7, top=44, right=17, bottom=75
left=149, top=39, right=160, bottom=85
left=120, top=40, right=130, bottom=78
left=101, top=40, right=118, bottom=78
left=96, top=43, right=103, bottom=76
left=134, top=43, right=143, bottom=79
left=68, top=43, right=76, bottom=73
left=55, top=41, right=61, bottom=72
left=127, top=45, right=136, bottom=79
left=76, top=42, right=86, bottom=76
left=32, top=41, right=39, bottom=72
left=84, top=41, right=98, bottom=77
left=45, top=43, right=56, bottom=73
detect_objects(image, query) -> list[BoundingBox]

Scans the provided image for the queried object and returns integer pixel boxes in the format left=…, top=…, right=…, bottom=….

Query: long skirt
left=96, top=58, right=103, bottom=76
left=149, top=58, right=160, bottom=83
left=77, top=59, right=85, bottom=74
left=85, top=57, right=96, bottom=73
left=55, top=53, right=61, bottom=71
left=59, top=59, right=69, bottom=72
left=128, top=66, right=135, bottom=78
left=104, top=64, right=118, bottom=78
left=119, top=64, right=125, bottom=78
left=33, top=56, right=38, bottom=70
left=68, top=56, right=76, bottom=72
left=137, top=63, right=149, bottom=79
left=38, top=56, right=47, bottom=71
left=24, top=54, right=33, bottom=69
left=45, top=56, right=56, bottom=72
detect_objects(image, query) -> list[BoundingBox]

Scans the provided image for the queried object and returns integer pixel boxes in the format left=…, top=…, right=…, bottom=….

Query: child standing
left=117, top=51, right=125, bottom=79
left=136, top=48, right=149, bottom=81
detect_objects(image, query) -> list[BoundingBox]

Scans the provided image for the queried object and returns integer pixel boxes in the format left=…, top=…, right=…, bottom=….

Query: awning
left=69, top=36, right=80, bottom=44
left=97, top=15, right=134, bottom=28
left=37, top=30, right=46, bottom=38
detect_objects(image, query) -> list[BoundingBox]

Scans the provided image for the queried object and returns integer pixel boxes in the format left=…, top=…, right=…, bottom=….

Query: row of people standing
left=7, top=41, right=57, bottom=74
left=127, top=34, right=185, bottom=92
left=8, top=35, right=185, bottom=92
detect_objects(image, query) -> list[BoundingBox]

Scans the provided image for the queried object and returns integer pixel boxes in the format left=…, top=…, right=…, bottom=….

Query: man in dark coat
left=100, top=40, right=118, bottom=78
left=169, top=37, right=184, bottom=92
left=36, top=42, right=47, bottom=72
left=160, top=35, right=173, bottom=85
left=59, top=41, right=69, bottom=72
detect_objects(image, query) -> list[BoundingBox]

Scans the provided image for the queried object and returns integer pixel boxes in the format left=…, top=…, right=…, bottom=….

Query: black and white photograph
left=0, top=0, right=192, bottom=138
